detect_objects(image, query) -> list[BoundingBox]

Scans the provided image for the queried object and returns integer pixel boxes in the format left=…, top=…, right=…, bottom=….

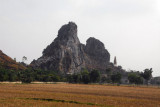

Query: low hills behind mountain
left=0, top=50, right=26, bottom=70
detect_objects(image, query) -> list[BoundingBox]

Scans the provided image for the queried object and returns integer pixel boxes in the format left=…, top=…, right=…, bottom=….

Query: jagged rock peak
left=42, top=22, right=80, bottom=56
left=58, top=22, right=77, bottom=36
left=85, top=37, right=110, bottom=67
left=86, top=37, right=105, bottom=49
left=57, top=22, right=79, bottom=42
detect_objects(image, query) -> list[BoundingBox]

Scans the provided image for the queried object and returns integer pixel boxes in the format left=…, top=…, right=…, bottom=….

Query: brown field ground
left=0, top=83, right=160, bottom=107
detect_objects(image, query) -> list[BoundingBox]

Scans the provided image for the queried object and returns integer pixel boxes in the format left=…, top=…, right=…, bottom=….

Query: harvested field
left=0, top=83, right=160, bottom=107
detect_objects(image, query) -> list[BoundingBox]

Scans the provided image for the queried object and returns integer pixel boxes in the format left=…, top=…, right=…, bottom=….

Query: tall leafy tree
left=141, top=68, right=153, bottom=85
left=81, top=69, right=90, bottom=84
left=128, top=73, right=137, bottom=84
left=89, top=69, right=100, bottom=83
left=20, top=69, right=33, bottom=83
left=111, top=72, right=121, bottom=83
left=22, top=56, right=27, bottom=63
left=128, top=73, right=143, bottom=84
left=72, top=74, right=81, bottom=83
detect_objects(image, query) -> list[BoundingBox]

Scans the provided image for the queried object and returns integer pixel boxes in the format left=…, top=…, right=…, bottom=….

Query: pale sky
left=0, top=0, right=160, bottom=77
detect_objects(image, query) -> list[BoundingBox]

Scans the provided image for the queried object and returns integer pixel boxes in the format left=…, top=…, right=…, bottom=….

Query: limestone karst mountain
left=31, top=22, right=110, bottom=74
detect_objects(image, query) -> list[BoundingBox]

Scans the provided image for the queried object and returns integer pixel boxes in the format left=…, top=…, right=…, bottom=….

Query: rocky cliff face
left=84, top=37, right=110, bottom=71
left=31, top=22, right=110, bottom=74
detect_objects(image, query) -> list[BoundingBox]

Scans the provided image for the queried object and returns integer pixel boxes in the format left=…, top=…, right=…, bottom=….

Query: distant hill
left=0, top=50, right=26, bottom=70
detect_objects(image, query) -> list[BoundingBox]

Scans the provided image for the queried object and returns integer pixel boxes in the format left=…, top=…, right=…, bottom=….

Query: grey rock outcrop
left=84, top=37, right=110, bottom=71
left=31, top=22, right=110, bottom=74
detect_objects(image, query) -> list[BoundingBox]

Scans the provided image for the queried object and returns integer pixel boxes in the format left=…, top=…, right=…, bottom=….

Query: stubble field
left=0, top=83, right=160, bottom=107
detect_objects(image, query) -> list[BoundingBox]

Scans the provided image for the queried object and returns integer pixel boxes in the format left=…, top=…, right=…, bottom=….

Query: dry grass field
left=0, top=83, right=160, bottom=107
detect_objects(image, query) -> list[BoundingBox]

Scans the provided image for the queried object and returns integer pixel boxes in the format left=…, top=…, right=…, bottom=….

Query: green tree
left=135, top=76, right=143, bottom=85
left=20, top=69, right=33, bottom=83
left=105, top=67, right=112, bottom=83
left=72, top=74, right=81, bottom=83
left=106, top=67, right=112, bottom=75
left=111, top=72, right=121, bottom=83
left=13, top=58, right=16, bottom=62
left=8, top=71, right=16, bottom=82
left=51, top=75, right=60, bottom=82
left=141, top=68, right=153, bottom=85
left=89, top=69, right=100, bottom=83
left=67, top=75, right=74, bottom=83
left=128, top=73, right=137, bottom=84
left=0, top=70, right=4, bottom=81
left=81, top=69, right=90, bottom=84
left=128, top=73, right=143, bottom=85
left=42, top=75, right=50, bottom=82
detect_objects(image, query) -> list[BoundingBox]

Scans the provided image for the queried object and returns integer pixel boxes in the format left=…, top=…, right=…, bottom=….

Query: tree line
left=104, top=67, right=153, bottom=85
left=0, top=67, right=65, bottom=83
left=0, top=62, right=153, bottom=85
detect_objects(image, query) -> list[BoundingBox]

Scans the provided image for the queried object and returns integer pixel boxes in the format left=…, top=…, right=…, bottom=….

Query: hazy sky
left=0, top=0, right=160, bottom=77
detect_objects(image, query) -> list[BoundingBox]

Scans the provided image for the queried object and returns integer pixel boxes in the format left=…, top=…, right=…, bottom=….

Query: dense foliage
left=128, top=73, right=143, bottom=84
left=0, top=66, right=66, bottom=83
left=0, top=61, right=154, bottom=85
left=141, top=68, right=153, bottom=84
left=67, top=69, right=100, bottom=84
left=111, top=72, right=121, bottom=83
left=0, top=66, right=101, bottom=84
